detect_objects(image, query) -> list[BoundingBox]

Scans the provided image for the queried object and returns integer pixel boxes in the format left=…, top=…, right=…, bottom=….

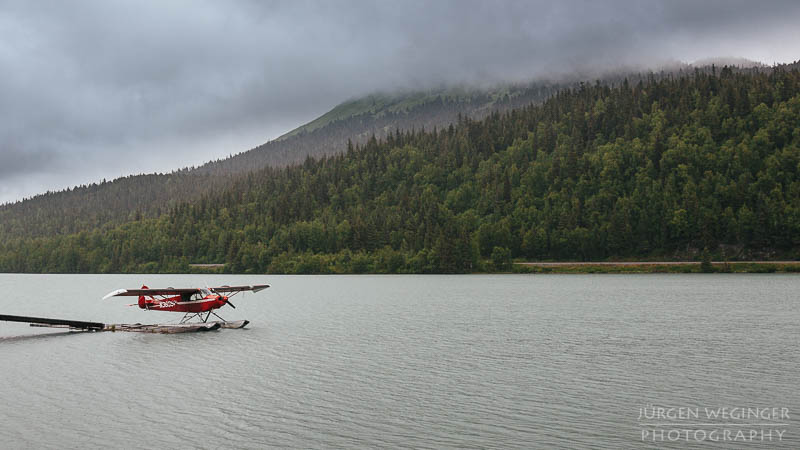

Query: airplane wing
left=103, top=288, right=200, bottom=300
left=210, top=284, right=270, bottom=294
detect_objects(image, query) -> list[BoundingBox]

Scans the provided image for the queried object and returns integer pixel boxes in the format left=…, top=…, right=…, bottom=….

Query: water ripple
left=0, top=274, right=798, bottom=448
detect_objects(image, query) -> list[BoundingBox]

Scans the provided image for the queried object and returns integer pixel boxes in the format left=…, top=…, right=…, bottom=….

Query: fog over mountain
left=1, top=0, right=799, bottom=203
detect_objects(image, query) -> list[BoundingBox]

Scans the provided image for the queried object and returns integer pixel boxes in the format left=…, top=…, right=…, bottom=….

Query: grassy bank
left=513, top=262, right=800, bottom=274
left=188, top=260, right=800, bottom=275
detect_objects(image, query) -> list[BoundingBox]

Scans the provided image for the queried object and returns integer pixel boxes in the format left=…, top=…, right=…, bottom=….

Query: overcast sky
left=1, top=0, right=799, bottom=203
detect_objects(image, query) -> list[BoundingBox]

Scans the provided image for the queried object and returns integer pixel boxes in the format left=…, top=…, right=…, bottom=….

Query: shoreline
left=513, top=261, right=800, bottom=274
left=2, top=261, right=799, bottom=275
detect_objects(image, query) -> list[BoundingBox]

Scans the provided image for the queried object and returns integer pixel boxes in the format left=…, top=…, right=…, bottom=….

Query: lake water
left=0, top=274, right=798, bottom=448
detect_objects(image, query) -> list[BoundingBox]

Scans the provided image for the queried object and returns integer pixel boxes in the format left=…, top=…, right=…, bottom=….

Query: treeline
left=1, top=65, right=799, bottom=273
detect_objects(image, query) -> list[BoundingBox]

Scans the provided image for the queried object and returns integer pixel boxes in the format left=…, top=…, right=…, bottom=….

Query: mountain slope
left=193, top=82, right=565, bottom=174
left=2, top=64, right=798, bottom=273
left=0, top=81, right=566, bottom=242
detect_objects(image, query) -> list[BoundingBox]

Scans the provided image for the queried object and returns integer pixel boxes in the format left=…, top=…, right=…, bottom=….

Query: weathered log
left=103, top=322, right=221, bottom=333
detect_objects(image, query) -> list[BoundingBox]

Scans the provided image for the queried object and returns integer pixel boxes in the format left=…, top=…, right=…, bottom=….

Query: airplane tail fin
left=138, top=285, right=149, bottom=309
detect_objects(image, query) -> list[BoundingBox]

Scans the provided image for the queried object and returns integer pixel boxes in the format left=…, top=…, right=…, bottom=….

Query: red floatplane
left=102, top=284, right=270, bottom=329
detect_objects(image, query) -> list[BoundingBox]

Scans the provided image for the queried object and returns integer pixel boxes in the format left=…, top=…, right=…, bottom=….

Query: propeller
left=218, top=295, right=236, bottom=309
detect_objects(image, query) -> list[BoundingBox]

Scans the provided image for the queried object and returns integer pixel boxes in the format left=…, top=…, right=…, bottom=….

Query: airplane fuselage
left=138, top=294, right=229, bottom=313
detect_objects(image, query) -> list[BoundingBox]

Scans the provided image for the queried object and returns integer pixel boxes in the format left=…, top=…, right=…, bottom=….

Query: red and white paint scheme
left=103, top=284, right=269, bottom=328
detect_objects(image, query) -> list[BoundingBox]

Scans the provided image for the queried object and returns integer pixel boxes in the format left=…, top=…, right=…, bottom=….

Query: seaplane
left=100, top=283, right=270, bottom=331
left=0, top=284, right=270, bottom=335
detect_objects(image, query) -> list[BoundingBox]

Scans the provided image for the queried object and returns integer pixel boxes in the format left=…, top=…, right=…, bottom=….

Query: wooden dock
left=0, top=314, right=104, bottom=330
left=1, top=314, right=248, bottom=334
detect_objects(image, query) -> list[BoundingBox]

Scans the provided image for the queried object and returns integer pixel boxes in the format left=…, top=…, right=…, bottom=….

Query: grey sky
left=1, top=0, right=799, bottom=203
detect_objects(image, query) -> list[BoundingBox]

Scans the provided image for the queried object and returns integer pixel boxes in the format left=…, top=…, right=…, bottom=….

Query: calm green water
left=0, top=274, right=798, bottom=448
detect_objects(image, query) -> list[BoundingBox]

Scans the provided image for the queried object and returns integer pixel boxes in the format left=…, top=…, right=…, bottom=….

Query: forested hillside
left=0, top=172, right=228, bottom=243
left=2, top=65, right=798, bottom=273
left=0, top=82, right=563, bottom=242
left=0, top=63, right=751, bottom=243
